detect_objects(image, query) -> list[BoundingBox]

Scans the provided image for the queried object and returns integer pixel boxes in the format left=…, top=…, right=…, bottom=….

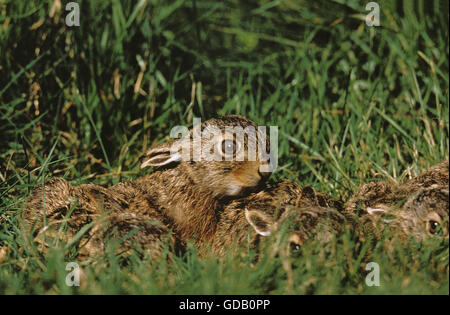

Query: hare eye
left=221, top=139, right=238, bottom=156
left=288, top=233, right=302, bottom=254
left=289, top=242, right=301, bottom=253
left=428, top=220, right=440, bottom=235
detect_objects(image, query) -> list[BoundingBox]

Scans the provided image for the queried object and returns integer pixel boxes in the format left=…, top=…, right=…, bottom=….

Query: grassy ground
left=0, top=0, right=448, bottom=294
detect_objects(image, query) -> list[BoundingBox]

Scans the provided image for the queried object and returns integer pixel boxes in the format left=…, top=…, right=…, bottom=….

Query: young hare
left=346, top=160, right=449, bottom=241
left=25, top=178, right=176, bottom=259
left=210, top=180, right=345, bottom=257
left=24, top=115, right=273, bottom=258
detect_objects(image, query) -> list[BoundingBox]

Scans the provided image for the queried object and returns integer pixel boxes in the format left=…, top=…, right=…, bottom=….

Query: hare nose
left=258, top=168, right=271, bottom=181
left=258, top=160, right=272, bottom=180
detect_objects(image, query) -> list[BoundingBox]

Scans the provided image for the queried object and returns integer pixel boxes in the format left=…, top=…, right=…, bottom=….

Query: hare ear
left=140, top=142, right=181, bottom=169
left=366, top=207, right=386, bottom=216
left=367, top=206, right=396, bottom=223
left=245, top=209, right=273, bottom=236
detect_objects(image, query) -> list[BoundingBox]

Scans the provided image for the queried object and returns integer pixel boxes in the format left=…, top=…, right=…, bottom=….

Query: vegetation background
left=0, top=0, right=448, bottom=294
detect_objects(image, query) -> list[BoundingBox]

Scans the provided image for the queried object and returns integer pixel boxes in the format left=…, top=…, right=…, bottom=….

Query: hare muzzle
left=226, top=161, right=269, bottom=196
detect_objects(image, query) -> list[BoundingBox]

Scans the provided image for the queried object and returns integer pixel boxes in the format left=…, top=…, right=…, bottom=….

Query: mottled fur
left=346, top=160, right=449, bottom=241
left=24, top=115, right=271, bottom=258
left=209, top=161, right=449, bottom=257
left=24, top=117, right=448, bottom=260
left=209, top=180, right=345, bottom=256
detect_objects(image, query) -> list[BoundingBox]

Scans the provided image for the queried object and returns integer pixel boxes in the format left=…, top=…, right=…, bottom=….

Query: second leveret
left=211, top=180, right=345, bottom=257
left=346, top=160, right=449, bottom=241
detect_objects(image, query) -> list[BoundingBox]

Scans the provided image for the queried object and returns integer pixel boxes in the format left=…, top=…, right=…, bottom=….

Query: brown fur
left=24, top=178, right=175, bottom=259
left=24, top=115, right=448, bottom=260
left=208, top=161, right=449, bottom=257
left=209, top=180, right=345, bottom=256
left=23, top=115, right=271, bottom=258
left=346, top=160, right=449, bottom=241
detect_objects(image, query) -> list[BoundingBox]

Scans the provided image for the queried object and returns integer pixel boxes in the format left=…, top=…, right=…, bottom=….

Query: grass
left=0, top=0, right=448, bottom=294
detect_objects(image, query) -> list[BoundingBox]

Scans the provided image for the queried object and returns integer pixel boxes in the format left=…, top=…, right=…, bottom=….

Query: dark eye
left=221, top=139, right=238, bottom=156
left=428, top=220, right=440, bottom=235
left=289, top=242, right=301, bottom=253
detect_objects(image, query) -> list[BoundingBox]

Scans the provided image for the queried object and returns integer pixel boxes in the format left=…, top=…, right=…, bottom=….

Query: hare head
left=245, top=205, right=345, bottom=253
left=238, top=183, right=344, bottom=253
left=140, top=115, right=273, bottom=198
left=345, top=161, right=449, bottom=241
left=364, top=186, right=449, bottom=240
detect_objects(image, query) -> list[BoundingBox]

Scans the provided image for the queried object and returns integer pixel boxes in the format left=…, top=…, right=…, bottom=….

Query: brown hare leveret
left=24, top=168, right=178, bottom=259
left=134, top=115, right=272, bottom=244
left=24, top=115, right=272, bottom=258
left=209, top=180, right=345, bottom=257
left=346, top=160, right=449, bottom=241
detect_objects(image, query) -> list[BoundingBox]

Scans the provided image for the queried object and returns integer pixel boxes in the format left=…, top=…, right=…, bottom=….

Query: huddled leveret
left=345, top=160, right=449, bottom=241
left=24, top=115, right=272, bottom=258
left=209, top=180, right=345, bottom=256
